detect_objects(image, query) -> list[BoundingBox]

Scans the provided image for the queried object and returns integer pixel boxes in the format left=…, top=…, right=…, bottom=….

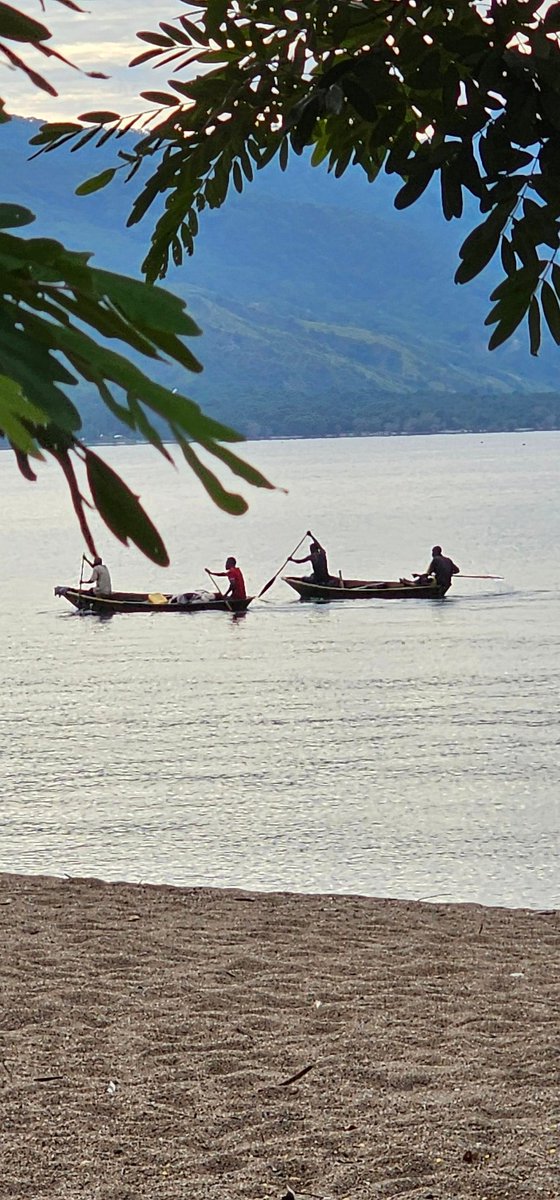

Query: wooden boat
left=282, top=575, right=447, bottom=601
left=54, top=586, right=252, bottom=615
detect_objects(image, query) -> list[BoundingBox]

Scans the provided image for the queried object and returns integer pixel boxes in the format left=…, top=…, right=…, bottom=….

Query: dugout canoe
left=54, top=587, right=252, bottom=615
left=282, top=575, right=447, bottom=601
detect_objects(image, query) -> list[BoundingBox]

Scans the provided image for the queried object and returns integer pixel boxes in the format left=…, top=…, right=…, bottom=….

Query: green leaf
left=310, top=137, right=329, bottom=167
left=160, top=20, right=191, bottom=45
left=140, top=91, right=180, bottom=106
left=0, top=203, right=35, bottom=229
left=29, top=126, right=68, bottom=147
left=0, top=373, right=47, bottom=454
left=129, top=46, right=163, bottom=67
left=0, top=3, right=50, bottom=43
left=96, top=384, right=136, bottom=432
left=93, top=270, right=202, bottom=337
left=75, top=168, right=116, bottom=196
left=3, top=232, right=95, bottom=289
left=541, top=279, right=560, bottom=345
left=135, top=324, right=202, bottom=374
left=77, top=110, right=120, bottom=124
left=456, top=206, right=510, bottom=285
left=179, top=442, right=248, bottom=515
left=198, top=440, right=276, bottom=492
left=440, top=163, right=462, bottom=221
left=240, top=148, right=253, bottom=183
left=487, top=305, right=527, bottom=350
left=136, top=30, right=174, bottom=47
left=127, top=396, right=173, bottom=461
left=232, top=160, right=243, bottom=194
left=489, top=264, right=539, bottom=304
left=179, top=14, right=205, bottom=43
left=528, top=296, right=541, bottom=356
left=394, top=167, right=434, bottom=210
left=0, top=315, right=81, bottom=429
left=85, top=449, right=169, bottom=565
left=32, top=121, right=82, bottom=140
left=485, top=263, right=537, bottom=350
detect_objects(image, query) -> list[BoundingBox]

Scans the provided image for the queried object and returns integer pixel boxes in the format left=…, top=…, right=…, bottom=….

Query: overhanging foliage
left=40, top=0, right=560, bottom=357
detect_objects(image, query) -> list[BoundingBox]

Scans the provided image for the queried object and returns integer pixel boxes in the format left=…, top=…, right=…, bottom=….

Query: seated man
left=415, top=545, right=459, bottom=593
left=83, top=555, right=112, bottom=594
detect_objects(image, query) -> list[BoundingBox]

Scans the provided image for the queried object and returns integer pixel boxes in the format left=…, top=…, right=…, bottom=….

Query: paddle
left=205, top=568, right=232, bottom=610
left=78, top=554, right=86, bottom=594
left=457, top=574, right=504, bottom=580
left=257, top=531, right=312, bottom=599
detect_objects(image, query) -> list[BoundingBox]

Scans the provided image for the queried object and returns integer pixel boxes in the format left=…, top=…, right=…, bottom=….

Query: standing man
left=83, top=555, right=112, bottom=595
left=289, top=535, right=331, bottom=584
left=207, top=556, right=247, bottom=600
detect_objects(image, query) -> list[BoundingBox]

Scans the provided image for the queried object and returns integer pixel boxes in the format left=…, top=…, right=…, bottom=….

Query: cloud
left=2, top=1, right=182, bottom=121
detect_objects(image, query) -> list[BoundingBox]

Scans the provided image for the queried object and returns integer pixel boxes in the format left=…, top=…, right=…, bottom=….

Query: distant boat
left=283, top=575, right=448, bottom=601
left=54, top=587, right=252, bottom=615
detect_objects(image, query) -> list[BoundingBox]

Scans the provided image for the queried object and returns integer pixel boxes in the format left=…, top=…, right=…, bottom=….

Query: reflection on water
left=0, top=432, right=559, bottom=908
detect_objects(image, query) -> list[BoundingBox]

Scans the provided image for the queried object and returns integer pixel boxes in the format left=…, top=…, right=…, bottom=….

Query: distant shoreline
left=87, top=424, right=560, bottom=448
left=2, top=425, right=559, bottom=458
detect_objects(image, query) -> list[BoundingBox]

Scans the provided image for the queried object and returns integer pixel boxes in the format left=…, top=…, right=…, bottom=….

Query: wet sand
left=0, top=873, right=558, bottom=1199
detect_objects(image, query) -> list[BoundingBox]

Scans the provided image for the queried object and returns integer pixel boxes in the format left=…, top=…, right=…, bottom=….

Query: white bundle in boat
left=170, top=589, right=215, bottom=604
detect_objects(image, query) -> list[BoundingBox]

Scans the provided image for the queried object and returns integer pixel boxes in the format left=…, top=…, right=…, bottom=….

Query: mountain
left=3, top=116, right=559, bottom=440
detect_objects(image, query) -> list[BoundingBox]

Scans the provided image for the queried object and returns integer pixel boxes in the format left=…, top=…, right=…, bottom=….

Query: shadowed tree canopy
left=41, top=0, right=560, bottom=360
left=0, top=1, right=274, bottom=565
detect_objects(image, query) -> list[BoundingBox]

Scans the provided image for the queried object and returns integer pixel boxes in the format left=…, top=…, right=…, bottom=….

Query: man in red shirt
left=207, top=556, right=247, bottom=600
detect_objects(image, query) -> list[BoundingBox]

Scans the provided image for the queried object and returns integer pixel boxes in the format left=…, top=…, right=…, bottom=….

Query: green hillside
left=3, top=117, right=559, bottom=440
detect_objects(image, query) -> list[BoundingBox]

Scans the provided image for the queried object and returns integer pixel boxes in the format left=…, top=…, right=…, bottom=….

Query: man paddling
left=289, top=536, right=331, bottom=585
left=83, top=555, right=112, bottom=595
left=207, top=556, right=247, bottom=600
left=415, top=545, right=459, bottom=594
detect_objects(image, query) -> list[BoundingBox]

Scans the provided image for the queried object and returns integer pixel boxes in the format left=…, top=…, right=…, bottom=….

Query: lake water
left=0, top=432, right=558, bottom=908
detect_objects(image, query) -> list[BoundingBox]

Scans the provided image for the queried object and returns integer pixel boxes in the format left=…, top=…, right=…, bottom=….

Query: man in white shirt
left=84, top=556, right=112, bottom=594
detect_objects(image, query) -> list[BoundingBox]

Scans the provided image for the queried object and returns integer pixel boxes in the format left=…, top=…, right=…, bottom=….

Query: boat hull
left=282, top=576, right=447, bottom=601
left=55, top=587, right=252, bottom=615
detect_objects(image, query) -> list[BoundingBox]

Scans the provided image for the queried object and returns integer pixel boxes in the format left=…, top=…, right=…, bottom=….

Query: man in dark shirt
left=425, top=545, right=460, bottom=592
left=290, top=537, right=331, bottom=584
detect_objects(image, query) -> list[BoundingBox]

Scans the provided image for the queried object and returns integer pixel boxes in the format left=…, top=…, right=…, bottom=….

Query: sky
left=2, top=1, right=182, bottom=121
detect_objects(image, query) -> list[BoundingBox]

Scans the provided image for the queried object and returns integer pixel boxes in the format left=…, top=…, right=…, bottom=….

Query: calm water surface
left=0, top=432, right=558, bottom=908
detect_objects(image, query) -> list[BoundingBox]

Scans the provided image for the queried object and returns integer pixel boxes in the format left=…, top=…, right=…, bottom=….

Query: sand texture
left=0, top=873, right=558, bottom=1199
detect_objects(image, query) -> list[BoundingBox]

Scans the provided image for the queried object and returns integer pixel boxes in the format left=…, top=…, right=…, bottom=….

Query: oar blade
left=256, top=531, right=310, bottom=599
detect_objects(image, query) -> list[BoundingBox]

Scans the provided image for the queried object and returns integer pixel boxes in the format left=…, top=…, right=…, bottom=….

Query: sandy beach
left=0, top=873, right=558, bottom=1199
